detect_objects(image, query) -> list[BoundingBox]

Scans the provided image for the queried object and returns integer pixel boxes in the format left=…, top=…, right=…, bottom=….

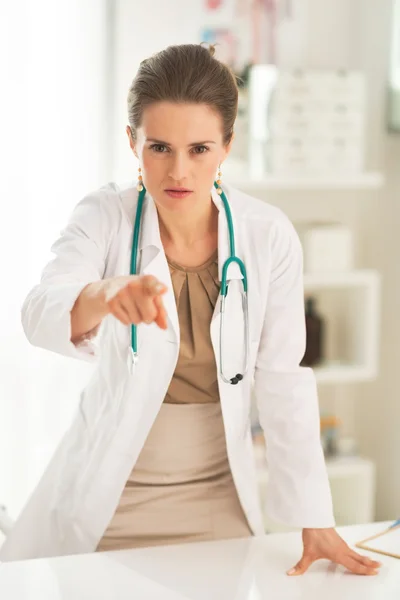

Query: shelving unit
left=229, top=155, right=383, bottom=520
left=303, top=269, right=381, bottom=384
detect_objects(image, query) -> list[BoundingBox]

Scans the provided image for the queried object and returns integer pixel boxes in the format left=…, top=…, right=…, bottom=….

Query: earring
left=216, top=164, right=223, bottom=195
left=137, top=166, right=144, bottom=192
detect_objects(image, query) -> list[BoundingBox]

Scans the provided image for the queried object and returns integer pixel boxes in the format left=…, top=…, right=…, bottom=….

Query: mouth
left=164, top=188, right=193, bottom=198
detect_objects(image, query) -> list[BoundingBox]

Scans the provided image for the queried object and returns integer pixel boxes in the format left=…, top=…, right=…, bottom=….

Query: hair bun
left=200, top=41, right=217, bottom=58
left=208, top=43, right=216, bottom=57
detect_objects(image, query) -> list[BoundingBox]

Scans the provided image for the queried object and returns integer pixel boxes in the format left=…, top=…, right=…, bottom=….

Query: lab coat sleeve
left=253, top=217, right=335, bottom=529
left=21, top=191, right=116, bottom=362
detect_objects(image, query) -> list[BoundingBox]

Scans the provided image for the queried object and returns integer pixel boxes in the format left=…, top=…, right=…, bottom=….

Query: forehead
left=140, top=101, right=224, bottom=143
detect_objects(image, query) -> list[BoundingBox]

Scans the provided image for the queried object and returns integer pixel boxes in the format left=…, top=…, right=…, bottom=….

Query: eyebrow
left=146, top=138, right=217, bottom=146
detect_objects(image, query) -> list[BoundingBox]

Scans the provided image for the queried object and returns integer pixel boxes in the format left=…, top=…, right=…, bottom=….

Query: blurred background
left=1, top=0, right=399, bottom=542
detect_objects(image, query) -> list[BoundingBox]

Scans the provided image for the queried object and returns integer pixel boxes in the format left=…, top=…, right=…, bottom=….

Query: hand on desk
left=287, top=528, right=382, bottom=576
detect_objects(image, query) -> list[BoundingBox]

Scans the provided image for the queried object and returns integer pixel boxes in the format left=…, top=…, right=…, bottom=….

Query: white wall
left=111, top=0, right=400, bottom=521
left=0, top=0, right=110, bottom=519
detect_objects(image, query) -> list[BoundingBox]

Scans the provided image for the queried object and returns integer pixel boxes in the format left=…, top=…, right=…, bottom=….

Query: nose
left=168, top=152, right=189, bottom=183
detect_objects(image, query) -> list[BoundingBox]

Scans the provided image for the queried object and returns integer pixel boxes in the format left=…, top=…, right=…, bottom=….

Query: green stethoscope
left=129, top=182, right=249, bottom=385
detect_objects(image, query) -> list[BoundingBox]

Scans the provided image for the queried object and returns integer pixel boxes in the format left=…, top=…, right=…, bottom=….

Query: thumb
left=287, top=554, right=314, bottom=576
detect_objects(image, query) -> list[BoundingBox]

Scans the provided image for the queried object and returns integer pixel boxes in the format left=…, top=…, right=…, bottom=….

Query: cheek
left=205, top=161, right=220, bottom=185
left=141, top=154, right=164, bottom=182
left=198, top=155, right=220, bottom=178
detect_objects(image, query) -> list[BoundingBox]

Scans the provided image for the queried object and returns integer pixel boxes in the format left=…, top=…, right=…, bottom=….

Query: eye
left=191, top=145, right=209, bottom=154
left=149, top=144, right=169, bottom=153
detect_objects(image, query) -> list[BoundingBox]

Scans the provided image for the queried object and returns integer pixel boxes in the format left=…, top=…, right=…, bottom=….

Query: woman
left=0, top=44, right=380, bottom=576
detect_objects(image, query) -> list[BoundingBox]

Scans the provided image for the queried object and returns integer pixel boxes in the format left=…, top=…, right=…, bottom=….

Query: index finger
left=153, top=294, right=168, bottom=330
left=141, top=275, right=167, bottom=296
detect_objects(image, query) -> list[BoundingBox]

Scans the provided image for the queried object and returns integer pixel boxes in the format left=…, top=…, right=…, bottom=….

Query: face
left=126, top=102, right=233, bottom=213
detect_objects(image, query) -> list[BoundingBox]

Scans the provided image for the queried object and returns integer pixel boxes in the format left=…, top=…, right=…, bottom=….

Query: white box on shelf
left=269, top=110, right=365, bottom=139
left=269, top=138, right=326, bottom=174
left=273, top=70, right=365, bottom=105
left=266, top=69, right=366, bottom=176
left=324, top=143, right=364, bottom=173
left=302, top=224, right=354, bottom=273
left=274, top=70, right=330, bottom=101
left=325, top=109, right=365, bottom=137
left=269, top=108, right=328, bottom=137
left=324, top=71, right=366, bottom=101
left=270, top=97, right=365, bottom=116
left=268, top=137, right=364, bottom=175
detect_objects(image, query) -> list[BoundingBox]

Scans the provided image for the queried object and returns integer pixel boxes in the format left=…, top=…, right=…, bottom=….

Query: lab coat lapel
left=138, top=192, right=179, bottom=342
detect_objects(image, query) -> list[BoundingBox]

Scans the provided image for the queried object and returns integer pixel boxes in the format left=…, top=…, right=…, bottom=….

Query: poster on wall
left=205, top=0, right=224, bottom=8
left=201, top=27, right=237, bottom=67
left=200, top=0, right=303, bottom=75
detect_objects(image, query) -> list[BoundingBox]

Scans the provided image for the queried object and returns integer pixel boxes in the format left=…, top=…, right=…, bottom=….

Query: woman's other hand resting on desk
left=287, top=528, right=382, bottom=576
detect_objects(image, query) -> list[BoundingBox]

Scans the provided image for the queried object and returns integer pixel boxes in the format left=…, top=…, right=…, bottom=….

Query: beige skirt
left=96, top=402, right=252, bottom=552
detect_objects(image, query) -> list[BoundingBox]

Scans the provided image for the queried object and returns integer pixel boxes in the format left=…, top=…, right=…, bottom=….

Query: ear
left=221, top=134, right=234, bottom=163
left=126, top=125, right=138, bottom=158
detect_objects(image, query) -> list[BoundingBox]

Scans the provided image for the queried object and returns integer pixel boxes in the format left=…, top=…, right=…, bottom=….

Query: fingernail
left=154, top=283, right=165, bottom=293
left=287, top=568, right=296, bottom=576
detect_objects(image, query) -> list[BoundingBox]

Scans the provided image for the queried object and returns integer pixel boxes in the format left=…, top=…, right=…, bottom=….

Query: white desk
left=0, top=522, right=399, bottom=599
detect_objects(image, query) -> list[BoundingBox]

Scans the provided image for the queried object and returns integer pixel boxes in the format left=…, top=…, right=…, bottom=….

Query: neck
left=157, top=197, right=218, bottom=248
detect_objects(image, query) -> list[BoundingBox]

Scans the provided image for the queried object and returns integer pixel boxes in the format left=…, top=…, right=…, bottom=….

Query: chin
left=159, top=189, right=197, bottom=208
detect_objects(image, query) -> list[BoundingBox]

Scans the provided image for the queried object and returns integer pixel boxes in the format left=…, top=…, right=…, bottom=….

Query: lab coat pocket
left=249, top=339, right=260, bottom=380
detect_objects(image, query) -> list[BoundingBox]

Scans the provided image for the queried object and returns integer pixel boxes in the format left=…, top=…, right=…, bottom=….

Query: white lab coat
left=0, top=182, right=334, bottom=562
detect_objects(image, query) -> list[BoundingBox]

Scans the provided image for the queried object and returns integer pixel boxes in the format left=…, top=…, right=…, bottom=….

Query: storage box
left=302, top=224, right=354, bottom=273
left=266, top=69, right=366, bottom=175
left=268, top=137, right=325, bottom=174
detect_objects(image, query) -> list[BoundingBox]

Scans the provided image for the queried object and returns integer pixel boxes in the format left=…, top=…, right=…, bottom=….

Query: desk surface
left=0, top=522, right=399, bottom=599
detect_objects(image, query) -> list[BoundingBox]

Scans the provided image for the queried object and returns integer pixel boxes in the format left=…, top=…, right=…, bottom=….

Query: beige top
left=164, top=250, right=220, bottom=404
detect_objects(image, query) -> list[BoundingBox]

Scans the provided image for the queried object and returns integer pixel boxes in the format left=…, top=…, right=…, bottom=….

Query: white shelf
left=303, top=269, right=379, bottom=289
left=231, top=173, right=384, bottom=191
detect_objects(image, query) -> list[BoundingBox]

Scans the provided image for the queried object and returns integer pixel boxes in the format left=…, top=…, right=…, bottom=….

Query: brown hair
left=127, top=43, right=239, bottom=146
